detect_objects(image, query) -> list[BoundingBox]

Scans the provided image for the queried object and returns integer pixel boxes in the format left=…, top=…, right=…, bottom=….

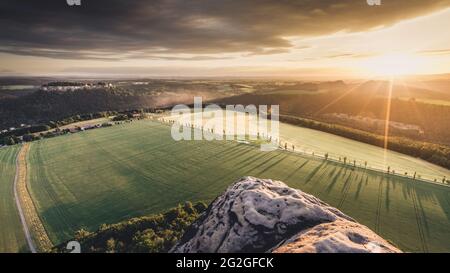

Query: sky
left=1, top=0, right=450, bottom=78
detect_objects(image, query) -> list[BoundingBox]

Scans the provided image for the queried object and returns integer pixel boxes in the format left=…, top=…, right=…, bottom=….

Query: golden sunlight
left=361, top=53, right=428, bottom=77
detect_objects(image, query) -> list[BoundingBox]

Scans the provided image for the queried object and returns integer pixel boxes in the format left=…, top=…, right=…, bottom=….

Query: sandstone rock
left=171, top=177, right=401, bottom=253
left=273, top=220, right=400, bottom=253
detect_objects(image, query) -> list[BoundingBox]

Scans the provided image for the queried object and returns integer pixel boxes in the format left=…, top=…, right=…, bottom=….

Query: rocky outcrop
left=171, top=177, right=401, bottom=253
left=273, top=220, right=399, bottom=253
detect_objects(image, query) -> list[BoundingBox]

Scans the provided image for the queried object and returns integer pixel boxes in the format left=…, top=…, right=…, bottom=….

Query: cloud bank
left=0, top=0, right=449, bottom=59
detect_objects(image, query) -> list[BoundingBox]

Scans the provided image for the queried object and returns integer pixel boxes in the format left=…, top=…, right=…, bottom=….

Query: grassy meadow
left=0, top=146, right=28, bottom=253
left=24, top=120, right=450, bottom=252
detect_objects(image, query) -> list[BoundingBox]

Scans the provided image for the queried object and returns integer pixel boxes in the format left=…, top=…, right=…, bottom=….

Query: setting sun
left=361, top=53, right=428, bottom=77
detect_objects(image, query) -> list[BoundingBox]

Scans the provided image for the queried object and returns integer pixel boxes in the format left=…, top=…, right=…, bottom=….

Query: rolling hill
left=19, top=119, right=450, bottom=252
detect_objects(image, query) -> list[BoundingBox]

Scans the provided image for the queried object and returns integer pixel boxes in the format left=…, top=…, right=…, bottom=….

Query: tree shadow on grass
left=385, top=177, right=391, bottom=212
left=283, top=160, right=309, bottom=182
left=353, top=173, right=367, bottom=201
left=303, top=160, right=327, bottom=185
left=233, top=152, right=282, bottom=175
left=254, top=153, right=290, bottom=177
left=325, top=166, right=345, bottom=194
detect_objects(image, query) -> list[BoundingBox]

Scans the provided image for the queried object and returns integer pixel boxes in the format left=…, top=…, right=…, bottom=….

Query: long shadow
left=175, top=146, right=269, bottom=192
left=283, top=160, right=309, bottom=181
left=337, top=172, right=355, bottom=208
left=218, top=146, right=256, bottom=163
left=325, top=167, right=345, bottom=194
left=190, top=152, right=283, bottom=196
left=414, top=185, right=443, bottom=237
left=342, top=172, right=357, bottom=193
left=255, top=154, right=290, bottom=176
left=309, top=163, right=334, bottom=193
left=235, top=153, right=281, bottom=172
left=353, top=174, right=366, bottom=201
left=232, top=152, right=282, bottom=174
left=375, top=176, right=384, bottom=233
left=413, top=193, right=428, bottom=252
left=385, top=177, right=391, bottom=212
left=328, top=166, right=338, bottom=178
left=416, top=195, right=430, bottom=238
left=227, top=149, right=276, bottom=167
left=211, top=144, right=250, bottom=161
left=303, top=161, right=327, bottom=185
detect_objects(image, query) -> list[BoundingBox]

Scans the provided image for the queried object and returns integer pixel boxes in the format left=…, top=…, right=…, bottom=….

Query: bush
left=53, top=201, right=208, bottom=253
left=112, top=114, right=129, bottom=121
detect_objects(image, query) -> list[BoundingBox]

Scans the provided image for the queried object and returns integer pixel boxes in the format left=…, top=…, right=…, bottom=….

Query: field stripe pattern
left=26, top=120, right=450, bottom=252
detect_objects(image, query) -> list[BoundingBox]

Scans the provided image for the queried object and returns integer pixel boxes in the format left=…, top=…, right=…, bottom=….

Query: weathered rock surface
left=273, top=220, right=400, bottom=253
left=171, top=177, right=401, bottom=253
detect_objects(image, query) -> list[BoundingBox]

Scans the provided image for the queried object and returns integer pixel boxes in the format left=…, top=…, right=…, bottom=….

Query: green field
left=0, top=146, right=28, bottom=253
left=25, top=120, right=450, bottom=252
left=278, top=122, right=450, bottom=181
left=179, top=109, right=450, bottom=181
left=175, top=108, right=450, bottom=181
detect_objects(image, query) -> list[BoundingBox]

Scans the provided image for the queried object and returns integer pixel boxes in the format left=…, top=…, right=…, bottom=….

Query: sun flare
left=361, top=53, right=427, bottom=77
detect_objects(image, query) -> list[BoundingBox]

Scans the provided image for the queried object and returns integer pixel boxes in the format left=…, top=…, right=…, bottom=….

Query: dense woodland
left=0, top=88, right=153, bottom=129
left=53, top=202, right=207, bottom=253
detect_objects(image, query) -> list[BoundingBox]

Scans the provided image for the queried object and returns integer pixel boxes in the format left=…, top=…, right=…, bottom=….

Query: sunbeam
left=383, top=77, right=395, bottom=168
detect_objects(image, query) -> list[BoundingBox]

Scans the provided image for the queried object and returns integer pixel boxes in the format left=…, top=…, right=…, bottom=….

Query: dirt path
left=14, top=143, right=52, bottom=253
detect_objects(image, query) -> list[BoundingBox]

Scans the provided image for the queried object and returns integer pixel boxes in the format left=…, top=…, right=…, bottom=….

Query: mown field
left=178, top=109, right=450, bottom=180
left=278, top=122, right=450, bottom=180
left=0, top=146, right=28, bottom=253
left=26, top=120, right=450, bottom=252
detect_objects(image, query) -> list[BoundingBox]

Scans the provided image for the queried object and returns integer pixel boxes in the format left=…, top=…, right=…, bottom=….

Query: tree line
left=218, top=92, right=450, bottom=146
left=279, top=115, right=450, bottom=170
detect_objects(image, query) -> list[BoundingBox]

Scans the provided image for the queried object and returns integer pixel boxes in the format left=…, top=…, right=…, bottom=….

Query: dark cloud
left=0, top=0, right=449, bottom=59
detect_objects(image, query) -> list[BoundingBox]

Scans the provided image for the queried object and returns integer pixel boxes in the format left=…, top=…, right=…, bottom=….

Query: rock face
left=171, top=177, right=401, bottom=253
left=273, top=220, right=399, bottom=253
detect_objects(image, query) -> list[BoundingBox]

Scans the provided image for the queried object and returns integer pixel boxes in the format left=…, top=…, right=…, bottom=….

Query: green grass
left=182, top=109, right=450, bottom=180
left=27, top=120, right=450, bottom=252
left=0, top=146, right=28, bottom=253
left=278, top=122, right=450, bottom=181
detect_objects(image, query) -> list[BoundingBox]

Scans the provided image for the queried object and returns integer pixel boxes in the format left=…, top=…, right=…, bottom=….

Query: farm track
left=14, top=143, right=53, bottom=253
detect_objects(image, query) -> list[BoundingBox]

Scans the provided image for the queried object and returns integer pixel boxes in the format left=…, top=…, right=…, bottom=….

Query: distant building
left=41, top=81, right=114, bottom=92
